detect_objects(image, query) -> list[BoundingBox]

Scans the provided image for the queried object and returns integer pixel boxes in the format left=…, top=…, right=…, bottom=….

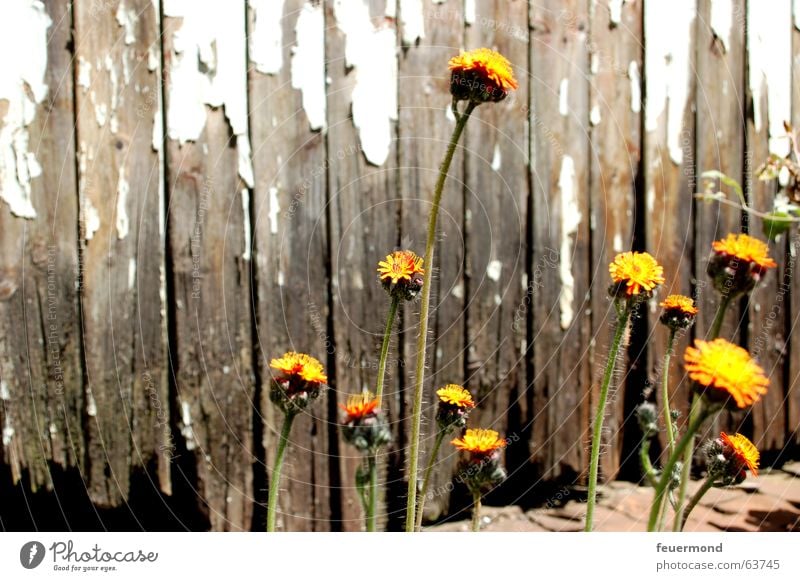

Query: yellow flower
left=339, top=392, right=379, bottom=421
left=448, top=48, right=518, bottom=103
left=660, top=294, right=698, bottom=315
left=436, top=384, right=475, bottom=409
left=720, top=432, right=760, bottom=476
left=270, top=351, right=328, bottom=384
left=608, top=251, right=666, bottom=298
left=683, top=339, right=769, bottom=409
left=712, top=233, right=777, bottom=271
left=451, top=428, right=505, bottom=454
left=377, top=250, right=424, bottom=285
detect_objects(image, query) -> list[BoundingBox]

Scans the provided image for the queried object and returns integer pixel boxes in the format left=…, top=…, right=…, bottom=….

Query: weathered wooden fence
left=0, top=0, right=798, bottom=531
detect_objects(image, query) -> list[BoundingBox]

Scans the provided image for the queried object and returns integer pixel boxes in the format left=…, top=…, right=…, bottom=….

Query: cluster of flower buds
left=339, top=392, right=392, bottom=453
left=636, top=402, right=659, bottom=439
left=452, top=428, right=507, bottom=495
left=435, top=384, right=475, bottom=433
left=659, top=294, right=698, bottom=332
left=269, top=352, right=328, bottom=415
left=704, top=432, right=760, bottom=486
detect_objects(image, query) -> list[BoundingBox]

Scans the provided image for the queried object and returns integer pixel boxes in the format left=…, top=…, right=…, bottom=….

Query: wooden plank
left=745, top=2, right=792, bottom=452
left=0, top=0, right=83, bottom=489
left=588, top=0, right=643, bottom=480
left=325, top=0, right=400, bottom=531
left=396, top=0, right=465, bottom=526
left=73, top=0, right=168, bottom=507
left=789, top=0, right=800, bottom=450
left=529, top=0, right=591, bottom=482
left=463, top=0, right=529, bottom=502
left=163, top=1, right=254, bottom=530
left=249, top=0, right=334, bottom=532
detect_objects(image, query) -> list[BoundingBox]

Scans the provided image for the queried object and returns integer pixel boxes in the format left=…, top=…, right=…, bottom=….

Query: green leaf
left=762, top=211, right=793, bottom=241
left=701, top=170, right=745, bottom=205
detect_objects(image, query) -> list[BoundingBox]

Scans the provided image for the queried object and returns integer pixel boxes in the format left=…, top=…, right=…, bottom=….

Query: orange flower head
left=270, top=351, right=328, bottom=384
left=451, top=428, right=506, bottom=455
left=269, top=352, right=327, bottom=414
left=711, top=233, right=777, bottom=270
left=608, top=251, right=665, bottom=299
left=377, top=250, right=425, bottom=301
left=720, top=432, right=760, bottom=477
left=708, top=233, right=776, bottom=297
left=436, top=384, right=475, bottom=409
left=659, top=294, right=698, bottom=330
left=684, top=338, right=769, bottom=409
left=449, top=48, right=518, bottom=103
left=339, top=392, right=379, bottom=422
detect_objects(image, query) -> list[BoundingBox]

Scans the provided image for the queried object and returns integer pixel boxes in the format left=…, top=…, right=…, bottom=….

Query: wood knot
left=0, top=268, right=20, bottom=301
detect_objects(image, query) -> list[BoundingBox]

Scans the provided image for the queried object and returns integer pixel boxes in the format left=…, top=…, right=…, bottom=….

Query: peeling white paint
left=334, top=0, right=398, bottom=166
left=291, top=2, right=326, bottom=131
left=465, top=0, right=476, bottom=25
left=78, top=57, right=92, bottom=90
left=486, top=260, right=502, bottom=282
left=590, top=104, right=602, bottom=126
left=613, top=232, right=623, bottom=253
left=83, top=198, right=101, bottom=241
left=87, top=391, right=97, bottom=417
left=628, top=61, right=641, bottom=114
left=181, top=400, right=195, bottom=450
left=400, top=0, right=425, bottom=44
left=445, top=103, right=456, bottom=123
left=128, top=258, right=137, bottom=289
left=748, top=2, right=792, bottom=156
left=147, top=43, right=159, bottom=72
left=2, top=418, right=13, bottom=447
left=268, top=186, right=280, bottom=234
left=241, top=189, right=251, bottom=261
left=491, top=144, right=502, bottom=171
left=116, top=168, right=130, bottom=240
left=644, top=1, right=694, bottom=165
left=115, top=0, right=137, bottom=45
left=609, top=0, right=629, bottom=25
left=451, top=281, right=464, bottom=299
left=710, top=0, right=732, bottom=53
left=558, top=78, right=569, bottom=116
left=0, top=0, right=51, bottom=219
left=385, top=0, right=396, bottom=18
left=237, top=135, right=255, bottom=188
left=353, top=270, right=364, bottom=290
left=164, top=0, right=249, bottom=142
left=0, top=380, right=8, bottom=400
left=249, top=0, right=286, bottom=75
left=559, top=155, right=581, bottom=331
left=277, top=271, right=285, bottom=287
left=796, top=0, right=800, bottom=31
left=590, top=53, right=600, bottom=75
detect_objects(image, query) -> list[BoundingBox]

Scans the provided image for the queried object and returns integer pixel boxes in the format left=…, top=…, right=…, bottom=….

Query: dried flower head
left=377, top=250, right=425, bottom=301
left=608, top=251, right=665, bottom=300
left=339, top=392, right=391, bottom=453
left=449, top=48, right=518, bottom=103
left=659, top=294, right=698, bottom=330
left=707, top=233, right=777, bottom=297
left=435, top=384, right=475, bottom=432
left=269, top=352, right=327, bottom=414
left=684, top=338, right=769, bottom=409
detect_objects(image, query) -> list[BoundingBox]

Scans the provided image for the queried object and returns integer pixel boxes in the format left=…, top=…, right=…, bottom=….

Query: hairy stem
left=415, top=429, right=447, bottom=531
left=471, top=492, right=482, bottom=532
left=680, top=475, right=714, bottom=531
left=267, top=412, right=296, bottom=532
left=662, top=330, right=677, bottom=456
left=375, top=296, right=400, bottom=404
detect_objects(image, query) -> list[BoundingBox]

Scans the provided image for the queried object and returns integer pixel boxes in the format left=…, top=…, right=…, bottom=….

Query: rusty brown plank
left=0, top=0, right=83, bottom=490
left=162, top=1, right=254, bottom=530
left=249, top=0, right=334, bottom=532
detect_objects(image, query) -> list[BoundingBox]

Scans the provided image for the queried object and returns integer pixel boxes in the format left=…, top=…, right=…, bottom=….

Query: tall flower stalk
left=406, top=48, right=518, bottom=531
left=451, top=428, right=507, bottom=532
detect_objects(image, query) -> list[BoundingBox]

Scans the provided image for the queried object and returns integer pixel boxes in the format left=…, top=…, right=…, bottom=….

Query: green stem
left=662, top=330, right=677, bottom=456
left=405, top=101, right=476, bottom=532
left=672, top=395, right=703, bottom=531
left=415, top=429, right=446, bottom=531
left=709, top=295, right=732, bottom=340
left=471, top=492, right=482, bottom=532
left=639, top=438, right=658, bottom=488
left=679, top=475, right=714, bottom=531
left=585, top=302, right=631, bottom=532
left=366, top=455, right=378, bottom=532
left=375, top=296, right=400, bottom=405
left=647, top=401, right=712, bottom=531
left=267, top=412, right=296, bottom=532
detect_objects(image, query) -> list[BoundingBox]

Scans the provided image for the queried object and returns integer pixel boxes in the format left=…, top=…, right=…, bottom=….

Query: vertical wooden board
left=789, top=0, right=800, bottom=448
left=0, top=0, right=82, bottom=489
left=326, top=0, right=400, bottom=531
left=163, top=1, right=254, bottom=530
left=745, top=2, right=791, bottom=451
left=529, top=0, right=591, bottom=481
left=463, top=0, right=529, bottom=499
left=73, top=0, right=168, bottom=506
left=589, top=0, right=642, bottom=478
left=249, top=0, right=334, bottom=532
left=693, top=0, right=746, bottom=444
left=397, top=0, right=465, bottom=523
left=642, top=0, right=697, bottom=453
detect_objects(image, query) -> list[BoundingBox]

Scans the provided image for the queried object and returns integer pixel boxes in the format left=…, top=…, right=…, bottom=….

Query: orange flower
left=340, top=392, right=379, bottom=421
left=720, top=432, right=760, bottom=476
left=377, top=250, right=424, bottom=285
left=436, top=384, right=475, bottom=409
left=684, top=339, right=769, bottom=409
left=451, top=428, right=505, bottom=454
left=449, top=48, right=518, bottom=103
left=270, top=352, right=328, bottom=384
left=660, top=294, right=698, bottom=315
left=711, top=233, right=777, bottom=270
left=608, top=251, right=665, bottom=298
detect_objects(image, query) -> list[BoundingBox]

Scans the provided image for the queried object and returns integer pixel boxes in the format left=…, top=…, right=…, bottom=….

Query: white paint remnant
left=609, top=0, right=625, bottom=25
left=494, top=294, right=501, bottom=306
left=164, top=0, right=249, bottom=142
left=465, top=0, right=476, bottom=24
left=644, top=1, right=695, bottom=165
left=0, top=380, right=9, bottom=400
left=128, top=258, right=137, bottom=289
left=116, top=168, right=130, bottom=240
left=83, top=198, right=101, bottom=241
left=291, top=3, right=326, bottom=131
left=590, top=53, right=600, bottom=75
left=78, top=57, right=92, bottom=90
left=334, top=0, right=398, bottom=166
left=613, top=232, right=623, bottom=252
left=710, top=0, right=732, bottom=53
left=181, top=401, right=195, bottom=450
left=796, top=0, right=800, bottom=31
left=558, top=78, right=569, bottom=116
left=385, top=0, right=396, bottom=18
left=400, top=0, right=425, bottom=44
left=249, top=0, right=286, bottom=75
left=748, top=2, right=792, bottom=156
left=147, top=44, right=159, bottom=72
left=353, top=270, right=364, bottom=290
left=590, top=104, right=602, bottom=126
left=486, top=260, right=502, bottom=282
left=491, top=144, right=502, bottom=171
left=241, top=189, right=251, bottom=261
left=115, top=0, right=137, bottom=45
left=2, top=418, right=13, bottom=447
left=445, top=103, right=456, bottom=123
left=451, top=281, right=464, bottom=299
left=558, top=156, right=581, bottom=330
left=628, top=61, right=641, bottom=113
left=277, top=271, right=285, bottom=287
left=237, top=135, right=255, bottom=188
left=0, top=0, right=51, bottom=219
left=87, top=391, right=97, bottom=417
left=268, top=186, right=280, bottom=234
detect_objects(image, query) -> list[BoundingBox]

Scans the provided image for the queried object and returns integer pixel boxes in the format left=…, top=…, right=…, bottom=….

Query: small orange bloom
left=449, top=48, right=519, bottom=92
left=609, top=251, right=666, bottom=298
left=436, top=384, right=475, bottom=409
left=270, top=352, right=328, bottom=384
left=451, top=428, right=506, bottom=454
left=720, top=432, right=760, bottom=476
left=377, top=250, right=424, bottom=285
left=712, top=233, right=777, bottom=270
left=339, top=392, right=379, bottom=421
left=660, top=294, right=698, bottom=315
